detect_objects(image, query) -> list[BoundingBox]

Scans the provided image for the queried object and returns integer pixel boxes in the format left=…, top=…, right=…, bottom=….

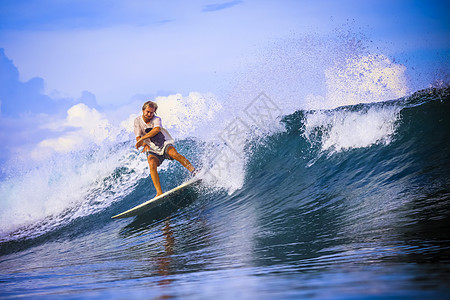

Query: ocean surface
left=1, top=87, right=450, bottom=299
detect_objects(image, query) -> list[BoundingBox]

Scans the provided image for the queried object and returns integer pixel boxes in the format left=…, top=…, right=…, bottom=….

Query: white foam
left=303, top=105, right=401, bottom=154
left=198, top=143, right=247, bottom=195
left=0, top=144, right=148, bottom=241
left=296, top=54, right=407, bottom=159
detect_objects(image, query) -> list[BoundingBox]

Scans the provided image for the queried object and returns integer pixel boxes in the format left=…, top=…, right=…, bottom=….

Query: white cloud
left=38, top=135, right=82, bottom=153
left=66, top=103, right=111, bottom=143
left=33, top=103, right=114, bottom=158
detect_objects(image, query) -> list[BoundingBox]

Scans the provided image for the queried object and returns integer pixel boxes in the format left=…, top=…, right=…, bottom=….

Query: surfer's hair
left=142, top=101, right=158, bottom=112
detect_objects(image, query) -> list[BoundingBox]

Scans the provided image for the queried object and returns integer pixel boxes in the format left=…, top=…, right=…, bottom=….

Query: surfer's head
left=142, top=101, right=158, bottom=121
left=142, top=101, right=158, bottom=112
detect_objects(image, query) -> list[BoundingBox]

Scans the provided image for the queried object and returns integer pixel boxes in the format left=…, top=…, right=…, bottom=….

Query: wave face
left=1, top=88, right=449, bottom=299
left=244, top=88, right=450, bottom=255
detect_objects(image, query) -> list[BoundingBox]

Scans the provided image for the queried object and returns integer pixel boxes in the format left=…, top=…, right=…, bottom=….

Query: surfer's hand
left=142, top=145, right=150, bottom=153
left=135, top=139, right=144, bottom=149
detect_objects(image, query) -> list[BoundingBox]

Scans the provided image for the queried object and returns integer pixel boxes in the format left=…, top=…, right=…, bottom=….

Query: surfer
left=134, top=101, right=197, bottom=196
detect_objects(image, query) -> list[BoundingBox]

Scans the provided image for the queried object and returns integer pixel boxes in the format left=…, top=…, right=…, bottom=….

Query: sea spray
left=305, top=54, right=408, bottom=110
left=0, top=143, right=145, bottom=242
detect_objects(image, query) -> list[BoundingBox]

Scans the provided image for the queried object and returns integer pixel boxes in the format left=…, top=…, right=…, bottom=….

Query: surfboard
left=112, top=177, right=201, bottom=219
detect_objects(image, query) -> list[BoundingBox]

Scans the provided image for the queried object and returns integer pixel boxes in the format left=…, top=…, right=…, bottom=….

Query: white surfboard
left=112, top=177, right=201, bottom=219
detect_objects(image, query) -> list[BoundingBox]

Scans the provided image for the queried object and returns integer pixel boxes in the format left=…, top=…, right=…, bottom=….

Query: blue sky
left=0, top=0, right=449, bottom=168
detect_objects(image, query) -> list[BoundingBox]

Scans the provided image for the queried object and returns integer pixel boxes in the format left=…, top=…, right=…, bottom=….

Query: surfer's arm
left=142, top=127, right=161, bottom=140
left=135, top=127, right=161, bottom=149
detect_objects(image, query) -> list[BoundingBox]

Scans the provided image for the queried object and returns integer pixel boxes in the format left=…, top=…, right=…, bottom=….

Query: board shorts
left=145, top=144, right=174, bottom=166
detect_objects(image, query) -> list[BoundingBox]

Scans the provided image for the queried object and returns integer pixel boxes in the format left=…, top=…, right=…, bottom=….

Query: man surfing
left=134, top=101, right=197, bottom=197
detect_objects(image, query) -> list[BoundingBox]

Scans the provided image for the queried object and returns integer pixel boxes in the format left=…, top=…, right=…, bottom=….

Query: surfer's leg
left=147, top=155, right=164, bottom=196
left=166, top=146, right=195, bottom=173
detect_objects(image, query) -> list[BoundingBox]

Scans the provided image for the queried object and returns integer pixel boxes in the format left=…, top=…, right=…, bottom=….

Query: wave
left=0, top=87, right=449, bottom=255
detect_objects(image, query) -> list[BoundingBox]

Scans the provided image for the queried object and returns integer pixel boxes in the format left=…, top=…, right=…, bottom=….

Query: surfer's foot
left=156, top=192, right=163, bottom=197
left=191, top=168, right=199, bottom=176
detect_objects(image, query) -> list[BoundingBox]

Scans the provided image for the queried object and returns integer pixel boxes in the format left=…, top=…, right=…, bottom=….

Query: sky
left=0, top=0, right=449, bottom=170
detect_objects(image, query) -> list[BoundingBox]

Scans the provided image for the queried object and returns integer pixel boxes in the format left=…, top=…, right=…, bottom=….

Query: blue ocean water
left=0, top=87, right=449, bottom=299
